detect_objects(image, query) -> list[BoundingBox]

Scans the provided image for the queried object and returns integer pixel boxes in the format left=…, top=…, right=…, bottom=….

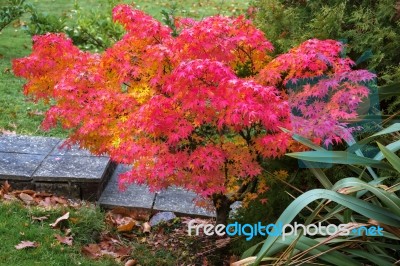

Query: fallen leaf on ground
left=111, top=207, right=150, bottom=221
left=82, top=244, right=101, bottom=259
left=55, top=234, right=73, bottom=246
left=117, top=217, right=136, bottom=232
left=31, top=216, right=49, bottom=222
left=3, top=194, right=17, bottom=201
left=50, top=212, right=70, bottom=228
left=0, top=129, right=16, bottom=135
left=142, top=222, right=151, bottom=233
left=114, top=246, right=132, bottom=258
left=16, top=189, right=36, bottom=195
left=51, top=196, right=68, bottom=205
left=34, top=192, right=53, bottom=197
left=1, top=181, right=11, bottom=194
left=15, top=241, right=38, bottom=250
left=125, top=259, right=137, bottom=266
left=19, top=192, right=34, bottom=205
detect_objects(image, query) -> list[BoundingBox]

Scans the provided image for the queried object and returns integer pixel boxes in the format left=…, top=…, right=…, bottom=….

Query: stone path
left=0, top=135, right=215, bottom=218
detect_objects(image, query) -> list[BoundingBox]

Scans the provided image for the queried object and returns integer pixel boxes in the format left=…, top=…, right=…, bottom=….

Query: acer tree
left=13, top=5, right=375, bottom=224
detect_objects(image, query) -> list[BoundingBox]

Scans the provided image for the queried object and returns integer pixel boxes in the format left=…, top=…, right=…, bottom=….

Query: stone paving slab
left=99, top=165, right=216, bottom=218
left=0, top=134, right=115, bottom=200
left=33, top=155, right=111, bottom=182
left=1, top=134, right=218, bottom=218
left=0, top=152, right=45, bottom=180
left=99, top=164, right=156, bottom=210
left=154, top=186, right=215, bottom=217
left=50, top=141, right=93, bottom=157
left=0, top=135, right=61, bottom=154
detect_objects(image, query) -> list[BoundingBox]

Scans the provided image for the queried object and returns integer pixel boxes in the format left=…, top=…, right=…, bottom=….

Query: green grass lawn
left=0, top=201, right=117, bottom=266
left=0, top=0, right=248, bottom=137
left=0, top=199, right=183, bottom=265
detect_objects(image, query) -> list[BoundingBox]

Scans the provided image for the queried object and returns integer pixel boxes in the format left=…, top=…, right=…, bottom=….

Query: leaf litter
left=2, top=182, right=233, bottom=264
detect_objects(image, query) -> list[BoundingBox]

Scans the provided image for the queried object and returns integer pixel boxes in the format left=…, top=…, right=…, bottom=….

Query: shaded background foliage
left=252, top=0, right=400, bottom=86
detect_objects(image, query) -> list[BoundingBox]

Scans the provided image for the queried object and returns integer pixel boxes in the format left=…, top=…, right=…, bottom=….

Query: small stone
left=229, top=201, right=242, bottom=218
left=149, top=211, right=177, bottom=226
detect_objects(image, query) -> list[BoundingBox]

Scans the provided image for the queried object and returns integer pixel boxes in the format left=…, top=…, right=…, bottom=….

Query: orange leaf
left=117, top=217, right=136, bottom=232
left=17, top=189, right=36, bottom=195
left=1, top=181, right=11, bottom=194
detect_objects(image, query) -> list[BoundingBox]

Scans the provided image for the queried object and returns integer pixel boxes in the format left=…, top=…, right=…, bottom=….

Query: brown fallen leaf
left=100, top=250, right=119, bottom=258
left=82, top=244, right=101, bottom=259
left=111, top=207, right=150, bottom=221
left=19, top=192, right=34, bottom=205
left=55, top=234, right=73, bottom=246
left=3, top=194, right=17, bottom=201
left=34, top=192, right=53, bottom=197
left=15, top=241, right=38, bottom=250
left=117, top=217, right=136, bottom=232
left=1, top=181, right=11, bottom=194
left=16, top=189, right=36, bottom=195
left=50, top=212, right=70, bottom=228
left=114, top=246, right=132, bottom=258
left=142, top=222, right=151, bottom=233
left=31, top=216, right=49, bottom=222
left=51, top=196, right=68, bottom=205
left=38, top=197, right=52, bottom=208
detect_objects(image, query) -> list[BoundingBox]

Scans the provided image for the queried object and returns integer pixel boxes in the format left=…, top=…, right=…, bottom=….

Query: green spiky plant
left=235, top=124, right=400, bottom=265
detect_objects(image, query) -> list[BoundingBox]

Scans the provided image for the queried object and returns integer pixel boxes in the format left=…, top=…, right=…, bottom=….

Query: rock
left=229, top=201, right=242, bottom=218
left=149, top=211, right=177, bottom=226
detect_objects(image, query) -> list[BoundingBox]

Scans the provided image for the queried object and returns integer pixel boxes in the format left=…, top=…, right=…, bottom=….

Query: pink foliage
left=12, top=5, right=375, bottom=197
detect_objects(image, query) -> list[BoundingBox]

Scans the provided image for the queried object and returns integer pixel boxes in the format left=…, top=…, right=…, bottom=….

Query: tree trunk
left=213, top=194, right=232, bottom=225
